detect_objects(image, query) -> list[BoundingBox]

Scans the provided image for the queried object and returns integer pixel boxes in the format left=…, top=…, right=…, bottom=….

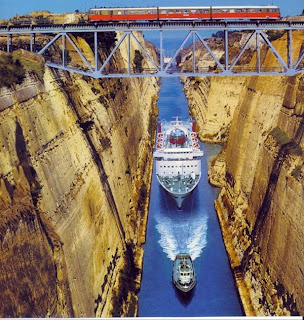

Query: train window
left=222, top=9, right=228, bottom=13
left=249, top=8, right=255, bottom=12
left=124, top=10, right=129, bottom=14
left=229, top=9, right=235, bottom=13
left=169, top=10, right=174, bottom=14
left=191, top=9, right=197, bottom=13
left=161, top=9, right=167, bottom=14
left=184, top=9, right=189, bottom=14
left=176, top=9, right=181, bottom=13
left=152, top=9, right=156, bottom=13
left=117, top=11, right=122, bottom=15
left=130, top=10, right=135, bottom=14
left=147, top=10, right=151, bottom=14
left=138, top=10, right=144, bottom=14
left=257, top=9, right=262, bottom=12
left=237, top=9, right=242, bottom=13
left=204, top=9, right=209, bottom=13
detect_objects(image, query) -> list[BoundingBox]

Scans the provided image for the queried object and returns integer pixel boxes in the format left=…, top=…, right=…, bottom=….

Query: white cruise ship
left=153, top=117, right=203, bottom=208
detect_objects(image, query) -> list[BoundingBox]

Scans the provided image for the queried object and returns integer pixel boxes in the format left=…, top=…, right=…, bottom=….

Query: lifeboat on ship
left=193, top=143, right=199, bottom=148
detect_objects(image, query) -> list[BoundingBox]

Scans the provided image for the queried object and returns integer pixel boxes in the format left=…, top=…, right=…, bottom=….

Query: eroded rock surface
left=0, top=32, right=159, bottom=317
left=182, top=30, right=304, bottom=315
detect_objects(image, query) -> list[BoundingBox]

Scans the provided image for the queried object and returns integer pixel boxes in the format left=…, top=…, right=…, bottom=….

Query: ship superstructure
left=153, top=117, right=203, bottom=208
left=172, top=253, right=196, bottom=292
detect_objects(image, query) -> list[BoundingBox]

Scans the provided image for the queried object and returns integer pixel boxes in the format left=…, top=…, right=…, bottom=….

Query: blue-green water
left=138, top=77, right=244, bottom=317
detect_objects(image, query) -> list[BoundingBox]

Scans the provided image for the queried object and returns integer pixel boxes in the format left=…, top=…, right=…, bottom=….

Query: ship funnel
left=157, top=122, right=162, bottom=133
left=192, top=117, right=196, bottom=132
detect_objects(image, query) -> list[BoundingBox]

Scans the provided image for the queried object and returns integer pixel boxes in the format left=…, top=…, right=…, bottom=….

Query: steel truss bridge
left=0, top=21, right=304, bottom=78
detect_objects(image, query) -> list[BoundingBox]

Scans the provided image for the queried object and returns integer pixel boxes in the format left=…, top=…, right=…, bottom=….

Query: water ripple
left=155, top=213, right=208, bottom=261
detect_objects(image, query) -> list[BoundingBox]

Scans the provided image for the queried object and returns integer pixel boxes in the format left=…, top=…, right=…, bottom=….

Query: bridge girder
left=0, top=22, right=304, bottom=78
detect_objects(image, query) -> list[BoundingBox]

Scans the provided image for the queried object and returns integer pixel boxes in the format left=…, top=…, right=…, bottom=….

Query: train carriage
left=89, top=7, right=158, bottom=21
left=210, top=6, right=280, bottom=20
left=88, top=5, right=281, bottom=22
left=158, top=7, right=211, bottom=20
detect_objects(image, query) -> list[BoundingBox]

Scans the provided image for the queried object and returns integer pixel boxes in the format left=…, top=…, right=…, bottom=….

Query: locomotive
left=88, top=6, right=281, bottom=22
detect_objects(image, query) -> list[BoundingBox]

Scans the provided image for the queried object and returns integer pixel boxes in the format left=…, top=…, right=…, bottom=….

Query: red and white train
left=88, top=6, right=281, bottom=22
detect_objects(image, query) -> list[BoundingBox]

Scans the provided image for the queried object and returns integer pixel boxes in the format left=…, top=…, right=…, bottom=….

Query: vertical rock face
left=0, top=33, right=159, bottom=317
left=217, top=73, right=304, bottom=316
left=182, top=31, right=304, bottom=315
left=183, top=76, right=247, bottom=142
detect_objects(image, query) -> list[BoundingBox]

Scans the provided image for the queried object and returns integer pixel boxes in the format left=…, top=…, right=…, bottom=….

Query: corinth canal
left=138, top=77, right=244, bottom=316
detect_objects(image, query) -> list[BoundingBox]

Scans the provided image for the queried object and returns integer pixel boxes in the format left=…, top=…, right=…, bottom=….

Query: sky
left=0, top=0, right=303, bottom=20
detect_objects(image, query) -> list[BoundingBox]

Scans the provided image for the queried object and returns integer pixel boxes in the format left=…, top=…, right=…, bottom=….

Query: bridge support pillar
left=30, top=33, right=36, bottom=52
left=288, top=29, right=293, bottom=69
left=62, top=33, right=66, bottom=66
left=256, top=31, right=261, bottom=73
left=224, top=29, right=229, bottom=71
left=7, top=34, right=11, bottom=53
left=94, top=31, right=98, bottom=71
left=128, top=32, right=131, bottom=74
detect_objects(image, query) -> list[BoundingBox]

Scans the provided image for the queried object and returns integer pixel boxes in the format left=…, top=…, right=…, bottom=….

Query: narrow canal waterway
left=138, top=77, right=244, bottom=317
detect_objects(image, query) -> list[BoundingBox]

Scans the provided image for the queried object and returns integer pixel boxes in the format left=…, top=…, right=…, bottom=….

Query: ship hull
left=156, top=174, right=200, bottom=208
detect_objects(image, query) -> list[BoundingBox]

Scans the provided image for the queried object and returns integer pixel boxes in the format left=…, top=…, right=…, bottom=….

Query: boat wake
left=155, top=213, right=208, bottom=261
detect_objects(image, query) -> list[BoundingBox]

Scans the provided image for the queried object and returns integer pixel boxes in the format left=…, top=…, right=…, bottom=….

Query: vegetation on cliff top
left=0, top=51, right=45, bottom=88
left=0, top=54, right=26, bottom=88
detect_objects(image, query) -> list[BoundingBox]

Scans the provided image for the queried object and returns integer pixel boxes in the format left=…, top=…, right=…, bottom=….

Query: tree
left=0, top=55, right=26, bottom=88
left=133, top=50, right=143, bottom=73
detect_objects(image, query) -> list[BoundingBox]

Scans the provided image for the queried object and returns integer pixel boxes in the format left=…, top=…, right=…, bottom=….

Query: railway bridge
left=0, top=21, right=304, bottom=78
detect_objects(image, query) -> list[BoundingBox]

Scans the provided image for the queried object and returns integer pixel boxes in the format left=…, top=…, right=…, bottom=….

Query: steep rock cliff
left=182, top=30, right=304, bottom=315
left=180, top=33, right=253, bottom=142
left=0, top=31, right=159, bottom=317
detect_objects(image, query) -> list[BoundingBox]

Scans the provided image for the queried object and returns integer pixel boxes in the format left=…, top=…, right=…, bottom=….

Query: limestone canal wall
left=181, top=30, right=304, bottom=315
left=0, top=32, right=159, bottom=317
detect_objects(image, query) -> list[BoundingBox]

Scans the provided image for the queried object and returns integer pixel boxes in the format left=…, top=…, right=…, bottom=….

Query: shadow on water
left=172, top=282, right=196, bottom=307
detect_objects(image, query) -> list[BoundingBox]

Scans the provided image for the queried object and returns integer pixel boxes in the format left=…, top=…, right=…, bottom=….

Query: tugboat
left=172, top=253, right=196, bottom=292
left=153, top=117, right=203, bottom=208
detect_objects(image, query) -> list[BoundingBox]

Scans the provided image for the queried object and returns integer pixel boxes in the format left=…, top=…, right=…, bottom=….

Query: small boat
left=172, top=253, right=196, bottom=292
